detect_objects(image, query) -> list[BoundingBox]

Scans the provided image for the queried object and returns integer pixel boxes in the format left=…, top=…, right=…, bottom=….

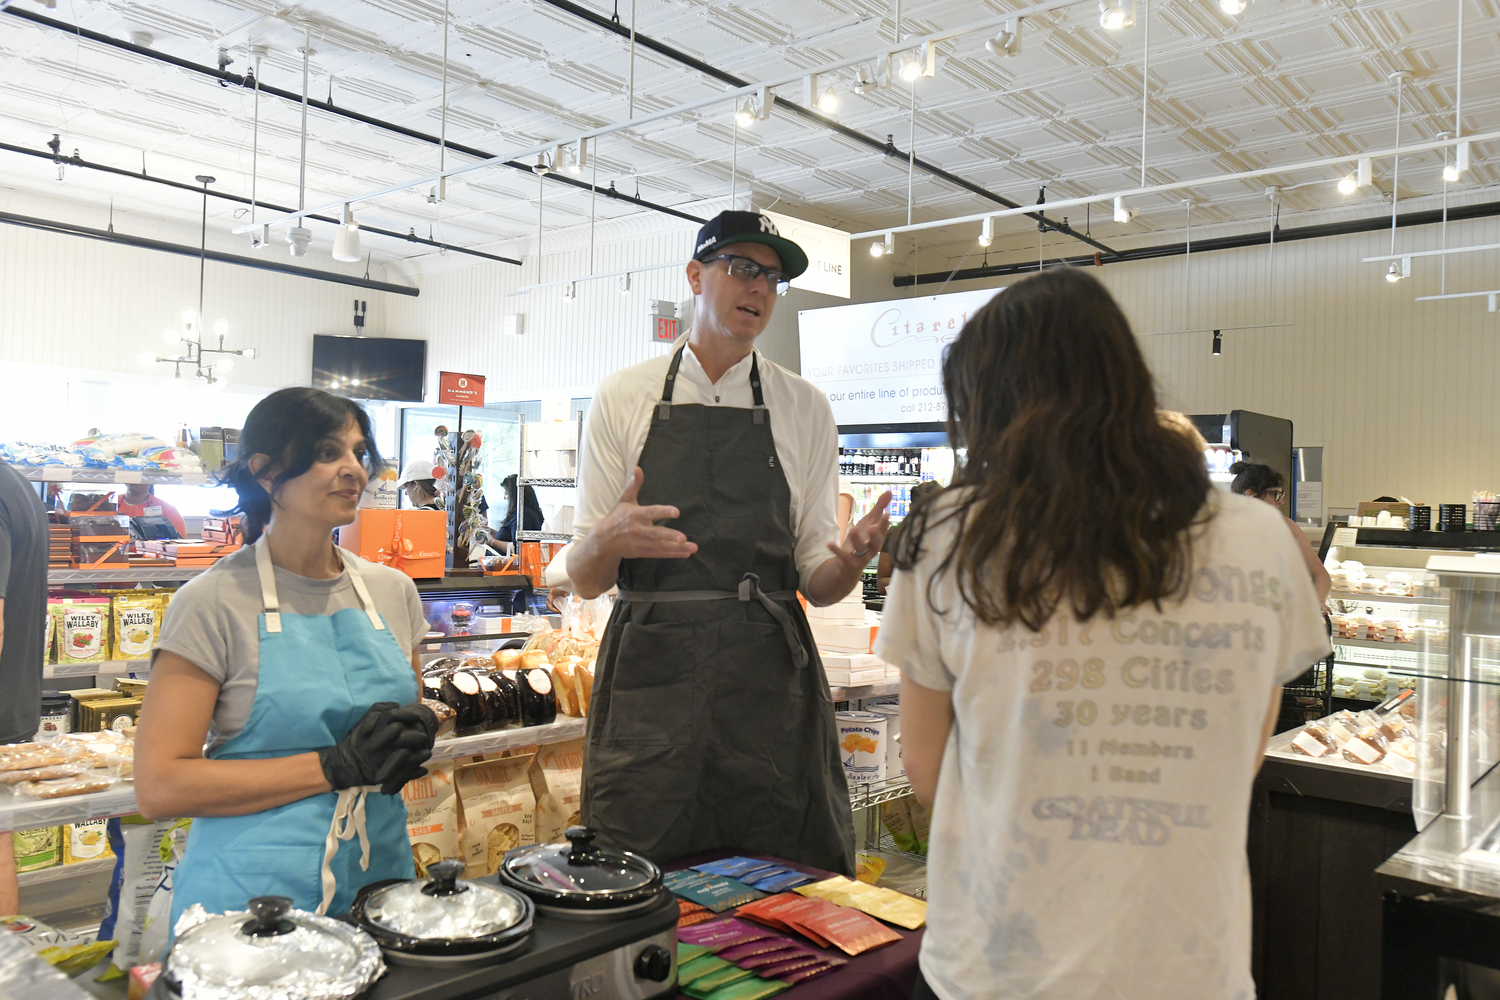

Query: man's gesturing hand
left=596, top=467, right=698, bottom=561
left=825, top=490, right=891, bottom=573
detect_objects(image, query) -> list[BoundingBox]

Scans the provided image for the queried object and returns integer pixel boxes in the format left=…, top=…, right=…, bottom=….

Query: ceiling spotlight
left=900, top=55, right=921, bottom=82
left=287, top=225, right=312, bottom=257
left=332, top=203, right=361, bottom=262
left=818, top=87, right=839, bottom=113
left=242, top=347, right=260, bottom=360
left=986, top=19, right=1021, bottom=57
left=1385, top=261, right=1404, bottom=283
left=735, top=100, right=755, bottom=128
left=213, top=319, right=228, bottom=338
left=250, top=224, right=270, bottom=250
left=216, top=355, right=235, bottom=374
left=565, top=148, right=582, bottom=175
left=207, top=374, right=228, bottom=391
left=1337, top=173, right=1358, bottom=195
left=869, top=231, right=895, bottom=257
left=1113, top=196, right=1133, bottom=224
left=853, top=65, right=878, bottom=96
left=1099, top=0, right=1133, bottom=29
left=1443, top=162, right=1460, bottom=183
left=1212, top=330, right=1222, bottom=356
left=620, top=272, right=632, bottom=294
left=1218, top=0, right=1246, bottom=14
left=532, top=154, right=551, bottom=176
left=869, top=240, right=885, bottom=257
left=978, top=216, right=993, bottom=247
left=1357, top=157, right=1372, bottom=187
left=562, top=281, right=576, bottom=301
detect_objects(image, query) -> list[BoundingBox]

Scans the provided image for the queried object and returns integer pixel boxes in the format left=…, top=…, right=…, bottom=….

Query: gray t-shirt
left=154, top=545, right=429, bottom=751
left=0, top=461, right=48, bottom=742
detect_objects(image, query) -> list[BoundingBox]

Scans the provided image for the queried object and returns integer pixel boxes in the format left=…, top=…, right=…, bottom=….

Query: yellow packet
left=855, top=852, right=887, bottom=884
left=795, top=874, right=927, bottom=930
left=111, top=592, right=164, bottom=661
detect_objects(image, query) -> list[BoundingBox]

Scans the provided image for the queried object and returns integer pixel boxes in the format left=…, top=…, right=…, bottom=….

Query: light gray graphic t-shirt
left=876, top=491, right=1330, bottom=1000
left=154, top=544, right=429, bottom=751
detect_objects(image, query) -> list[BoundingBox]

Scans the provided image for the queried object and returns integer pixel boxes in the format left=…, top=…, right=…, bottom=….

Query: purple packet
left=693, top=856, right=780, bottom=879
left=778, top=961, right=846, bottom=984
left=736, top=946, right=822, bottom=970
left=754, top=955, right=829, bottom=978
left=716, top=937, right=800, bottom=962
left=748, top=870, right=815, bottom=893
left=677, top=917, right=774, bottom=950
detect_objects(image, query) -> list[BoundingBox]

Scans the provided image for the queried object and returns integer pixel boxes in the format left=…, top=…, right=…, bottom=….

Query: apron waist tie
left=318, top=786, right=374, bottom=916
left=616, top=573, right=808, bottom=669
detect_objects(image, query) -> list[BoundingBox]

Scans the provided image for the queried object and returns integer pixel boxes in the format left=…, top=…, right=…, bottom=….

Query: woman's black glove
left=374, top=703, right=440, bottom=796
left=318, top=702, right=436, bottom=792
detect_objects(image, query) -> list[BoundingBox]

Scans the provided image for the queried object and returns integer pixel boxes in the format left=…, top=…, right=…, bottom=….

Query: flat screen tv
left=312, top=335, right=426, bottom=402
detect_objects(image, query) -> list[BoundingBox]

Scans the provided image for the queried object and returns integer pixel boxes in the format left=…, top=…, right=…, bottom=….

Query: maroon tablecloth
left=665, top=848, right=922, bottom=1000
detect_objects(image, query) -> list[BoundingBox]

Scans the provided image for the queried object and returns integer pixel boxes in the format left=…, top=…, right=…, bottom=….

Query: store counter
left=666, top=848, right=923, bottom=1000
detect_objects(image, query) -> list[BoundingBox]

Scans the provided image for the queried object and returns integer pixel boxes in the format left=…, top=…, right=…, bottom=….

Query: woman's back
left=878, top=488, right=1330, bottom=1000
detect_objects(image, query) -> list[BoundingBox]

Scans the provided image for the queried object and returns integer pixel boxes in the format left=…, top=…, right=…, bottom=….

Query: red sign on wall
left=438, top=371, right=486, bottom=407
left=652, top=316, right=678, bottom=344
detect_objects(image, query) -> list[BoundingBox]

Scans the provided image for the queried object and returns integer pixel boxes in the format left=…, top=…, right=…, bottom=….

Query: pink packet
left=717, top=938, right=801, bottom=962
left=677, top=917, right=775, bottom=950
left=754, top=955, right=830, bottom=978
left=735, top=946, right=822, bottom=970
left=778, top=960, right=846, bottom=984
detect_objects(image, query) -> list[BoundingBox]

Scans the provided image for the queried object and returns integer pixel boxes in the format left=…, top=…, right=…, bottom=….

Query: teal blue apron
left=169, top=536, right=418, bottom=931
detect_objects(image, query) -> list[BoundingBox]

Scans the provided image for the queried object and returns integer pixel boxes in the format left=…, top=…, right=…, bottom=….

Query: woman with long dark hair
left=877, top=270, right=1330, bottom=1000
left=494, top=473, right=545, bottom=551
left=135, top=387, right=437, bottom=929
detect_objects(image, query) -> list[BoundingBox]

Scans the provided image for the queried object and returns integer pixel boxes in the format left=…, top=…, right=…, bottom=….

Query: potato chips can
left=835, top=711, right=887, bottom=783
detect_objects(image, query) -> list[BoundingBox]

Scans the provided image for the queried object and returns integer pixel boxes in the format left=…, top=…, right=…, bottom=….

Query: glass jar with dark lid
left=498, top=826, right=664, bottom=918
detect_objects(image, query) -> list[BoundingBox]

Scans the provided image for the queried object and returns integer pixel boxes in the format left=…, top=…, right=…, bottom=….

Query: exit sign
left=653, top=316, right=678, bottom=343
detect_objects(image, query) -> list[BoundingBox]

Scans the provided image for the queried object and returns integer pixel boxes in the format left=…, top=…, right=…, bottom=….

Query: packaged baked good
left=0, top=742, right=77, bottom=772
left=111, top=592, right=164, bottom=661
left=474, top=670, right=517, bottom=730
left=15, top=774, right=115, bottom=798
left=491, top=648, right=523, bottom=671
left=401, top=762, right=461, bottom=878
left=0, top=764, right=84, bottom=784
left=421, top=698, right=456, bottom=740
left=517, top=666, right=558, bottom=726
left=54, top=597, right=110, bottom=664
left=457, top=753, right=536, bottom=877
left=440, top=669, right=488, bottom=736
left=553, top=658, right=580, bottom=716
left=529, top=738, right=584, bottom=843
left=1342, top=726, right=1388, bottom=765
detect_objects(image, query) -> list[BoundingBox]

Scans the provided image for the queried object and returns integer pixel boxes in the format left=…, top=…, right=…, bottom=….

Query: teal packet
left=693, top=856, right=780, bottom=879
left=672, top=873, right=766, bottom=912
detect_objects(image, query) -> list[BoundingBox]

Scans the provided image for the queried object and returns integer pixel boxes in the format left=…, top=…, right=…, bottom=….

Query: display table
left=664, top=848, right=923, bottom=1000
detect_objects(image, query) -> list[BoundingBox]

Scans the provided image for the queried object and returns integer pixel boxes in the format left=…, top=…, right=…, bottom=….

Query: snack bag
left=457, top=754, right=536, bottom=877
left=98, top=817, right=180, bottom=974
left=529, top=738, right=584, bottom=843
left=401, top=763, right=462, bottom=877
left=879, top=798, right=919, bottom=853
left=63, top=819, right=114, bottom=865
left=56, top=598, right=110, bottom=664
left=0, top=915, right=116, bottom=977
left=907, top=796, right=932, bottom=854
left=111, top=593, right=163, bottom=661
left=12, top=825, right=63, bottom=873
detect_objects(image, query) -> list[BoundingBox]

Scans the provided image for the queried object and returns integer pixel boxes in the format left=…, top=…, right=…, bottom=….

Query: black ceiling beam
left=893, top=199, right=1500, bottom=285
left=4, top=6, right=706, bottom=227
left=0, top=209, right=420, bottom=295
left=0, top=141, right=522, bottom=265
left=535, top=0, right=1119, bottom=258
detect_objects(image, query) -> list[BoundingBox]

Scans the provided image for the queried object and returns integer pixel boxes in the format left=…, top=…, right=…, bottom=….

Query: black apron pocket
left=598, top=620, right=701, bottom=747
left=712, top=620, right=803, bottom=747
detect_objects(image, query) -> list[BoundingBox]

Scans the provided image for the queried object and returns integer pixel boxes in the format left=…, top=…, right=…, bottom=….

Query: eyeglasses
left=706, top=254, right=790, bottom=295
left=1264, top=489, right=1285, bottom=502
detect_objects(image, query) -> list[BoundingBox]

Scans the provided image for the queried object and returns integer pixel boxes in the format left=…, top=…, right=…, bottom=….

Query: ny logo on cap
left=758, top=216, right=779, bottom=235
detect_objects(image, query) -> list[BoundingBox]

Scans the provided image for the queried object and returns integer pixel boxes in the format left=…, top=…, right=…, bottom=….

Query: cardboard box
left=822, top=655, right=888, bottom=687
left=339, top=509, right=447, bottom=579
left=810, top=621, right=876, bottom=653
left=806, top=594, right=866, bottom=625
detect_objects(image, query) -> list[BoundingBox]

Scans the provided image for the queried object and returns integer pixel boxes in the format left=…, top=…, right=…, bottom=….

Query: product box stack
left=47, top=513, right=71, bottom=568
left=807, top=592, right=885, bottom=687
left=137, top=540, right=240, bottom=568
left=68, top=500, right=130, bottom=569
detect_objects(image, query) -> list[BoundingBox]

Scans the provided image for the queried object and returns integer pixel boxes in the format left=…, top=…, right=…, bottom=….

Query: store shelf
left=16, top=467, right=210, bottom=485
left=842, top=476, right=920, bottom=484
left=518, top=478, right=576, bottom=488
left=0, top=783, right=137, bottom=833
left=1333, top=636, right=1442, bottom=654
left=413, top=575, right=532, bottom=594
left=848, top=775, right=912, bottom=812
left=17, top=857, right=114, bottom=887
left=516, top=531, right=573, bottom=542
left=1340, top=528, right=1500, bottom=552
left=429, top=716, right=586, bottom=762
left=44, top=659, right=150, bottom=679
left=829, top=679, right=901, bottom=703
left=1328, top=592, right=1446, bottom=607
left=50, top=567, right=205, bottom=585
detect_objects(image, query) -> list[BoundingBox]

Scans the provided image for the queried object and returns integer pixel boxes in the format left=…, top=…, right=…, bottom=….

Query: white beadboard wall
left=930, top=213, right=1500, bottom=510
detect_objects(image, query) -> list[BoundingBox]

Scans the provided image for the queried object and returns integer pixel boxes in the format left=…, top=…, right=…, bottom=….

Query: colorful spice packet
left=740, top=894, right=844, bottom=948
left=678, top=942, right=712, bottom=965
left=694, top=978, right=790, bottom=1000
left=686, top=965, right=757, bottom=995
left=748, top=869, right=816, bottom=892
left=716, top=937, right=801, bottom=962
left=753, top=954, right=830, bottom=978
left=678, top=955, right=733, bottom=986
left=778, top=961, right=846, bottom=984
left=669, top=873, right=766, bottom=912
left=692, top=856, right=781, bottom=879
left=736, top=946, right=824, bottom=970
left=678, top=917, right=775, bottom=950
left=795, top=874, right=927, bottom=930
left=796, top=904, right=902, bottom=956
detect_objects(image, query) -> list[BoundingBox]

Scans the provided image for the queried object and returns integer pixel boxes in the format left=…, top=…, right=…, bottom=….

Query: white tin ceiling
left=0, top=0, right=1494, bottom=274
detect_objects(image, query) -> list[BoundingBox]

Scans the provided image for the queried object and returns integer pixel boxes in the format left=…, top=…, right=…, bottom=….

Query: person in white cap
left=396, top=460, right=443, bottom=511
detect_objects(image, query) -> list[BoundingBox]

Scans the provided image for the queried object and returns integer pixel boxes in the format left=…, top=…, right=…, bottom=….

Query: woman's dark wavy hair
left=216, top=387, right=383, bottom=543
left=1229, top=461, right=1283, bottom=498
left=894, top=268, right=1212, bottom=631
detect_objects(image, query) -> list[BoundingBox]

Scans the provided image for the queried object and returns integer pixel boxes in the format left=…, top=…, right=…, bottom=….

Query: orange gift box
left=339, top=509, right=447, bottom=579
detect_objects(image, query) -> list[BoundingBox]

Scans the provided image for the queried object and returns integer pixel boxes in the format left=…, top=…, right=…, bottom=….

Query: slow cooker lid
left=361, top=860, right=530, bottom=941
left=502, top=826, right=660, bottom=899
left=168, top=895, right=384, bottom=999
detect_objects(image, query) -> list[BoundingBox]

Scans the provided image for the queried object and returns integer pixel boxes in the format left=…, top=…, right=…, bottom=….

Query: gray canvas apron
left=581, top=345, right=856, bottom=876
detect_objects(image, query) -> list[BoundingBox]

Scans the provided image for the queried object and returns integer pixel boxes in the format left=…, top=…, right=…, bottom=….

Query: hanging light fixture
left=978, top=216, right=994, bottom=247
left=620, top=272, right=632, bottom=294
left=1443, top=142, right=1469, bottom=183
left=853, top=64, right=878, bottom=95
left=869, top=231, right=895, bottom=257
left=331, top=203, right=361, bottom=262
left=1218, top=0, right=1246, bottom=15
left=986, top=20, right=1021, bottom=56
left=1337, top=173, right=1358, bottom=195
left=899, top=54, right=922, bottom=82
left=1113, top=196, right=1133, bottom=224
left=1212, top=330, right=1222, bottom=356
left=818, top=87, right=839, bottom=113
left=735, top=100, right=755, bottom=128
left=146, top=176, right=260, bottom=385
left=1099, top=0, right=1134, bottom=30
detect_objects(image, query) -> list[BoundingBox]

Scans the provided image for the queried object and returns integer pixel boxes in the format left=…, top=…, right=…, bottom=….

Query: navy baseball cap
left=692, top=211, right=809, bottom=280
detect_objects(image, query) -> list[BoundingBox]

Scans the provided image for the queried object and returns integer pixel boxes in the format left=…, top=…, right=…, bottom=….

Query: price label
left=179, top=472, right=209, bottom=485
left=114, top=470, right=144, bottom=484
left=1331, top=527, right=1359, bottom=547
left=41, top=467, right=75, bottom=482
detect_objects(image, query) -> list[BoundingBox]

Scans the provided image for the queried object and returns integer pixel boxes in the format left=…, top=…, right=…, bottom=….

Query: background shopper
left=115, top=483, right=187, bottom=537
left=494, top=473, right=544, bottom=552
left=0, top=458, right=48, bottom=917
left=568, top=211, right=889, bottom=875
left=134, top=387, right=436, bottom=928
left=396, top=458, right=444, bottom=511
left=878, top=269, right=1332, bottom=1000
left=1231, top=461, right=1331, bottom=595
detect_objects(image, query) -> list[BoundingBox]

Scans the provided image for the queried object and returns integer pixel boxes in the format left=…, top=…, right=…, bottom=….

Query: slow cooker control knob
left=634, top=944, right=673, bottom=981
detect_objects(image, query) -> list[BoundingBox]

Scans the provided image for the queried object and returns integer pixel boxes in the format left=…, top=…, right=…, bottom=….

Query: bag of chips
left=457, top=754, right=536, bottom=877
left=402, top=763, right=462, bottom=878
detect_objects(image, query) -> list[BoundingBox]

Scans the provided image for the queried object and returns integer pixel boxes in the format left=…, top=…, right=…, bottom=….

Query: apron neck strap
left=254, top=535, right=385, bottom=633
left=656, top=343, right=767, bottom=422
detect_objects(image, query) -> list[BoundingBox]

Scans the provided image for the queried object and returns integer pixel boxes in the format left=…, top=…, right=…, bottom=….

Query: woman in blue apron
left=134, top=388, right=437, bottom=931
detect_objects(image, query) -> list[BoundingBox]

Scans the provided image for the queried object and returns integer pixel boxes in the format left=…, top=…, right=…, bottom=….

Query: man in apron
left=568, top=211, right=890, bottom=876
